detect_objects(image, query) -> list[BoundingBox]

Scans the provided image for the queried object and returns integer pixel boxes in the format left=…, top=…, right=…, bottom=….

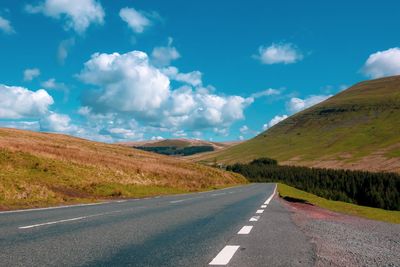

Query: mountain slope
left=197, top=76, right=400, bottom=173
left=0, top=128, right=245, bottom=210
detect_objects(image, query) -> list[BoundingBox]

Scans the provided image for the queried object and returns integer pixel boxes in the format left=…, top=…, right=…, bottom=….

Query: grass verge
left=277, top=183, right=400, bottom=224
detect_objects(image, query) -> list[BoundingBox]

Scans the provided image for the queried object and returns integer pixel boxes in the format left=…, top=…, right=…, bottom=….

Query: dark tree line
left=135, top=146, right=214, bottom=156
left=226, top=158, right=400, bottom=211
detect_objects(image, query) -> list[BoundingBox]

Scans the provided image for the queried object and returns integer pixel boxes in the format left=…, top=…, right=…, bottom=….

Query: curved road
left=0, top=183, right=314, bottom=266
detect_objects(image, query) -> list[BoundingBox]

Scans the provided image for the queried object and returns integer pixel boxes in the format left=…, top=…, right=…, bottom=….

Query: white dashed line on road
left=238, top=225, right=253, bottom=235
left=261, top=205, right=267, bottom=208
left=249, top=216, right=260, bottom=222
left=209, top=245, right=240, bottom=265
left=211, top=193, right=226, bottom=197
left=256, top=209, right=264, bottom=214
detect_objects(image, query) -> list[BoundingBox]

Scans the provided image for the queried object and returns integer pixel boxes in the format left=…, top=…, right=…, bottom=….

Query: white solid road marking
left=169, top=196, right=202, bottom=204
left=261, top=205, right=267, bottom=208
left=209, top=245, right=240, bottom=265
left=249, top=216, right=260, bottom=222
left=264, top=184, right=277, bottom=205
left=238, top=225, right=253, bottom=234
left=19, top=216, right=88, bottom=229
left=18, top=209, right=127, bottom=229
left=256, top=209, right=264, bottom=214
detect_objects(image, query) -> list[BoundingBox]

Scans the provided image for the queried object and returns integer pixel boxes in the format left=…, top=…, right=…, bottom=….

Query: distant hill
left=196, top=76, right=400, bottom=173
left=0, top=128, right=245, bottom=210
left=120, top=138, right=241, bottom=157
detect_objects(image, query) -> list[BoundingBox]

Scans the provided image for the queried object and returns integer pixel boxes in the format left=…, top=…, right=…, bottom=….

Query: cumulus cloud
left=58, top=38, right=75, bottom=64
left=151, top=38, right=181, bottom=67
left=362, top=48, right=400, bottom=78
left=78, top=50, right=252, bottom=134
left=119, top=7, right=150, bottom=33
left=26, top=0, right=105, bottom=34
left=39, top=112, right=76, bottom=132
left=162, top=66, right=202, bottom=87
left=0, top=84, right=53, bottom=119
left=41, top=78, right=67, bottom=91
left=0, top=16, right=15, bottom=34
left=239, top=125, right=249, bottom=134
left=23, top=68, right=41, bottom=81
left=79, top=51, right=170, bottom=116
left=255, top=43, right=303, bottom=64
left=287, top=95, right=331, bottom=113
left=151, top=136, right=164, bottom=141
left=263, top=115, right=288, bottom=130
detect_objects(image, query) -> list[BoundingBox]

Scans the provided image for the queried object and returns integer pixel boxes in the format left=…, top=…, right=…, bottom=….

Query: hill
left=0, top=128, right=245, bottom=210
left=196, top=76, right=400, bottom=173
left=120, top=138, right=241, bottom=157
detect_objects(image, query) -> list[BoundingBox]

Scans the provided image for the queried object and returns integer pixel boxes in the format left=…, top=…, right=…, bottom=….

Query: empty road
left=0, top=183, right=314, bottom=266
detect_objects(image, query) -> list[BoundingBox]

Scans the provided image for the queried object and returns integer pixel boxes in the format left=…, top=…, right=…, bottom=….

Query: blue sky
left=1, top=0, right=400, bottom=142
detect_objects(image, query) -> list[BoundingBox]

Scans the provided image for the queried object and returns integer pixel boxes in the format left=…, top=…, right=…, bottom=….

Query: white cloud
left=172, top=130, right=187, bottom=137
left=287, top=95, right=331, bottom=113
left=162, top=66, right=202, bottom=87
left=40, top=112, right=76, bottom=132
left=250, top=88, right=281, bottom=98
left=119, top=7, right=150, bottom=33
left=58, top=38, right=75, bottom=64
left=79, top=51, right=170, bottom=115
left=255, top=43, right=303, bottom=64
left=0, top=84, right=53, bottom=119
left=151, top=38, right=180, bottom=67
left=0, top=121, right=40, bottom=131
left=151, top=136, right=164, bottom=141
left=0, top=16, right=15, bottom=34
left=41, top=78, right=67, bottom=91
left=23, top=68, right=41, bottom=81
left=263, top=115, right=288, bottom=130
left=26, top=0, right=105, bottom=34
left=78, top=50, right=252, bottom=134
left=362, top=48, right=400, bottom=78
left=239, top=125, right=249, bottom=134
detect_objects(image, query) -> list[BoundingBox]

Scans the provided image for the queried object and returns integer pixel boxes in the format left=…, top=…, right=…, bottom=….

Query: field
left=0, top=128, right=246, bottom=210
left=278, top=183, right=400, bottom=224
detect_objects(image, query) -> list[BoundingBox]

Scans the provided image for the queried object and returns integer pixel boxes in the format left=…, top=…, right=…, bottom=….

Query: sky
left=0, top=0, right=400, bottom=142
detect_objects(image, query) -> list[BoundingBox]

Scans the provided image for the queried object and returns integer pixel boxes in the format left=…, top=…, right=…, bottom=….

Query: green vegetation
left=197, top=76, right=400, bottom=173
left=0, top=128, right=246, bottom=210
left=227, top=158, right=400, bottom=210
left=278, top=183, right=400, bottom=224
left=135, top=145, right=214, bottom=156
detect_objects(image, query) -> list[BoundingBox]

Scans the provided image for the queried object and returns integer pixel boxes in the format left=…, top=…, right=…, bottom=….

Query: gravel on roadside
left=281, top=199, right=400, bottom=267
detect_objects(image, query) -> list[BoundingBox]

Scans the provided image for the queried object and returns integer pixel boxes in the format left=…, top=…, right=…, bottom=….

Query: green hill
left=197, top=76, right=400, bottom=173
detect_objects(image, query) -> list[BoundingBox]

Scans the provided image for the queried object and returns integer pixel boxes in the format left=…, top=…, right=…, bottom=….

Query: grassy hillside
left=0, top=128, right=245, bottom=210
left=197, top=76, right=400, bottom=173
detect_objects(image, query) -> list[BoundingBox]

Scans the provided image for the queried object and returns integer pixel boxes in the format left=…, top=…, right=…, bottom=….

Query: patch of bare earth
left=282, top=144, right=400, bottom=174
left=281, top=199, right=400, bottom=267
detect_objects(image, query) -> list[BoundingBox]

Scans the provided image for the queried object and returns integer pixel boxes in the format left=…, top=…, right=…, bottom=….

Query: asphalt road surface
left=0, top=183, right=315, bottom=266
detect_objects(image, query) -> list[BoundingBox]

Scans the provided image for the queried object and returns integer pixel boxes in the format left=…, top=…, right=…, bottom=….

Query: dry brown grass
left=0, top=128, right=246, bottom=210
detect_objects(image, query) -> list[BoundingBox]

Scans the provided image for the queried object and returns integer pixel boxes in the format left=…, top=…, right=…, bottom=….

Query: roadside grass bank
left=0, top=128, right=246, bottom=211
left=278, top=183, right=400, bottom=224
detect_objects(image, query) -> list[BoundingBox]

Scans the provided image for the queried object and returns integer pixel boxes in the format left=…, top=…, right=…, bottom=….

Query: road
left=0, top=183, right=315, bottom=266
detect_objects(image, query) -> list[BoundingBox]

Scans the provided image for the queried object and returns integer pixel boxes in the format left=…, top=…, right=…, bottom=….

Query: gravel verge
left=281, top=199, right=400, bottom=267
